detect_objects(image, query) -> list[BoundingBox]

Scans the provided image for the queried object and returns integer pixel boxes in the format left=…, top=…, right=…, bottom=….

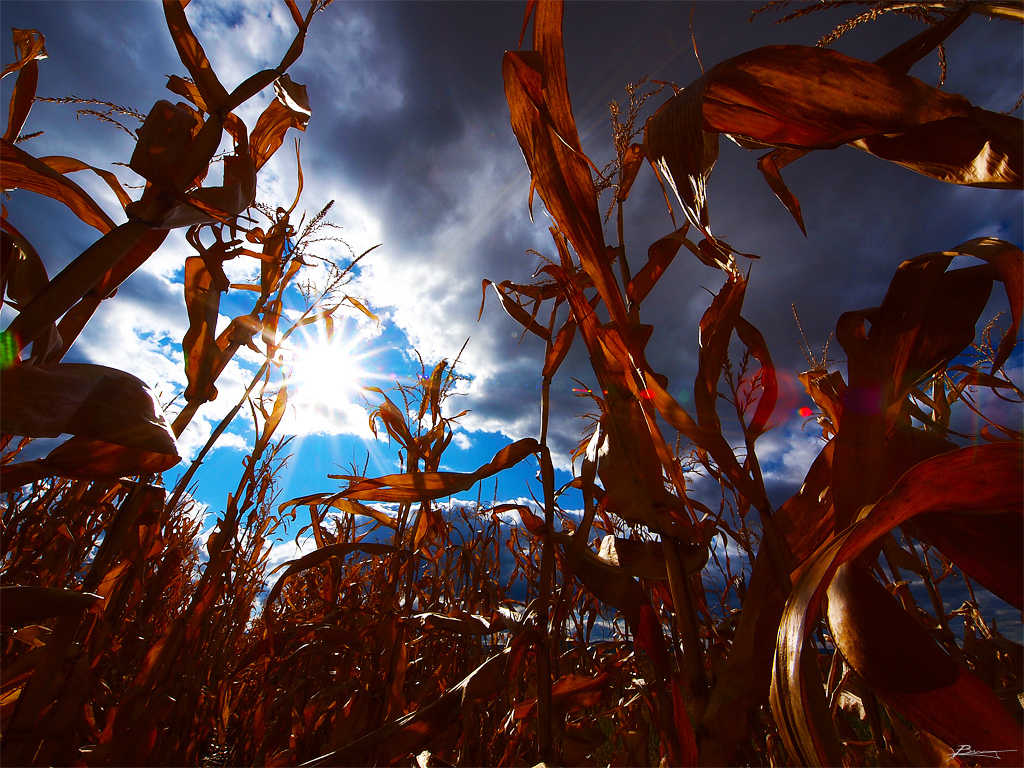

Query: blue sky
left=2, top=2, right=1022, bottom=619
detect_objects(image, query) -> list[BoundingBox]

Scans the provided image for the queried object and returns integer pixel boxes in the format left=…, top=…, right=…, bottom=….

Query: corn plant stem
left=616, top=200, right=639, bottom=324
left=728, top=380, right=794, bottom=596
left=536, top=375, right=556, bottom=763
left=166, top=358, right=270, bottom=514
left=547, top=300, right=585, bottom=651
left=663, top=535, right=707, bottom=697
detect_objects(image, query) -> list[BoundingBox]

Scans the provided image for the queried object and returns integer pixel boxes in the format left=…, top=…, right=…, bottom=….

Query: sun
left=283, top=324, right=371, bottom=410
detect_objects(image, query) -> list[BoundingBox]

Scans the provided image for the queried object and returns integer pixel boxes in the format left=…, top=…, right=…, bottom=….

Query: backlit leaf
left=1, top=138, right=116, bottom=233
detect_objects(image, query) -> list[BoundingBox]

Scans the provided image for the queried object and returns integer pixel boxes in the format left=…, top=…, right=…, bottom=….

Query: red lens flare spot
left=639, top=388, right=654, bottom=400
left=798, top=406, right=813, bottom=418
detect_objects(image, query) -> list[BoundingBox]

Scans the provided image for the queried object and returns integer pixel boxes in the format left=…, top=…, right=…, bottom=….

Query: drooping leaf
left=0, top=363, right=177, bottom=453
left=481, top=280, right=551, bottom=340
left=643, top=77, right=718, bottom=233
left=772, top=442, right=1023, bottom=766
left=0, top=586, right=101, bottom=628
left=1, top=28, right=47, bottom=80
left=410, top=611, right=506, bottom=636
left=515, top=672, right=611, bottom=719
left=907, top=509, right=1022, bottom=610
left=1, top=434, right=181, bottom=486
left=1, top=138, right=116, bottom=233
left=52, top=228, right=170, bottom=363
left=338, top=438, right=539, bottom=503
left=264, top=542, right=402, bottom=608
left=645, top=41, right=1022, bottom=237
left=734, top=314, right=777, bottom=442
left=542, top=313, right=577, bottom=379
left=37, top=156, right=133, bottom=210
left=280, top=493, right=397, bottom=530
left=626, top=225, right=688, bottom=307
left=0, top=363, right=180, bottom=484
left=949, top=237, right=1023, bottom=374
left=181, top=256, right=222, bottom=403
left=250, top=76, right=310, bottom=171
left=827, top=563, right=1023, bottom=765
left=3, top=29, right=46, bottom=143
left=2, top=219, right=158, bottom=356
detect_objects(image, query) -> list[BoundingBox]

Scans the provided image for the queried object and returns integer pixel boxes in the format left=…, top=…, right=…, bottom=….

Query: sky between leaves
left=2, top=1, right=1021, bottom=555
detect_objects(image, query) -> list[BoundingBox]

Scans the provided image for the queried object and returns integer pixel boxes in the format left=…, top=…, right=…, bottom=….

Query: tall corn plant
left=483, top=1, right=1023, bottom=765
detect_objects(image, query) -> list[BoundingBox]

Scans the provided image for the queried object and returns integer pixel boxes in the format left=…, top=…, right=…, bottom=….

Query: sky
left=2, top=2, right=1022, bottom=616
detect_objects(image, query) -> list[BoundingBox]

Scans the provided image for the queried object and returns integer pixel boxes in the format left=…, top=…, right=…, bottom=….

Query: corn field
left=1, top=1, right=1022, bottom=766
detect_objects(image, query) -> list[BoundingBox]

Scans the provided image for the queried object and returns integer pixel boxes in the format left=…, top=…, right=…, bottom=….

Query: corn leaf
left=0, top=586, right=101, bottom=628
left=1, top=138, right=116, bottom=233
left=339, top=438, right=539, bottom=503
left=772, top=442, right=1023, bottom=766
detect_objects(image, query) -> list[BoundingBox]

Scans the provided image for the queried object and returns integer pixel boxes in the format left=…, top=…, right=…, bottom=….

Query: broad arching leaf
left=771, top=443, right=1023, bottom=766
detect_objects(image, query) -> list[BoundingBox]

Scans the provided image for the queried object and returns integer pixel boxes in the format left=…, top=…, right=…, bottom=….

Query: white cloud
left=753, top=420, right=827, bottom=488
left=264, top=532, right=317, bottom=576
left=452, top=431, right=472, bottom=450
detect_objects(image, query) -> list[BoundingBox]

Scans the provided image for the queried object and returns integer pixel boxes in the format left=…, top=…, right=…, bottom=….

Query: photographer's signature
left=947, top=745, right=1018, bottom=762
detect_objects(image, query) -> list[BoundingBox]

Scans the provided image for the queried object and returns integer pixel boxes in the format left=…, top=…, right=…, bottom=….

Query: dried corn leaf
left=772, top=442, right=1023, bottom=766
left=907, top=510, right=1022, bottom=610
left=250, top=76, right=310, bottom=172
left=53, top=228, right=170, bottom=362
left=515, top=672, right=611, bottom=719
left=37, top=156, right=133, bottom=210
left=339, top=438, right=539, bottom=503
left=734, top=314, right=777, bottom=441
left=949, top=237, right=1022, bottom=374
left=3, top=29, right=44, bottom=143
left=1, top=138, right=116, bottom=233
left=162, top=0, right=229, bottom=114
left=410, top=611, right=506, bottom=636
left=827, top=563, right=1023, bottom=765
left=503, top=2, right=626, bottom=326
left=1, top=434, right=180, bottom=485
left=182, top=256, right=221, bottom=403
left=481, top=280, right=550, bottom=340
left=0, top=363, right=177, bottom=454
left=1, top=223, right=48, bottom=311
left=646, top=42, right=1022, bottom=237
left=0, top=586, right=101, bottom=628
left=280, top=493, right=397, bottom=529
left=626, top=225, right=687, bottom=306
left=643, top=77, right=717, bottom=233
left=3, top=220, right=154, bottom=355
left=264, top=542, right=402, bottom=607
left=542, top=313, right=577, bottom=379
left=1, top=28, right=46, bottom=80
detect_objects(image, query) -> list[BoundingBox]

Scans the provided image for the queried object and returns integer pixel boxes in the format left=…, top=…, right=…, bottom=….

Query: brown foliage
left=2, top=2, right=1022, bottom=767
